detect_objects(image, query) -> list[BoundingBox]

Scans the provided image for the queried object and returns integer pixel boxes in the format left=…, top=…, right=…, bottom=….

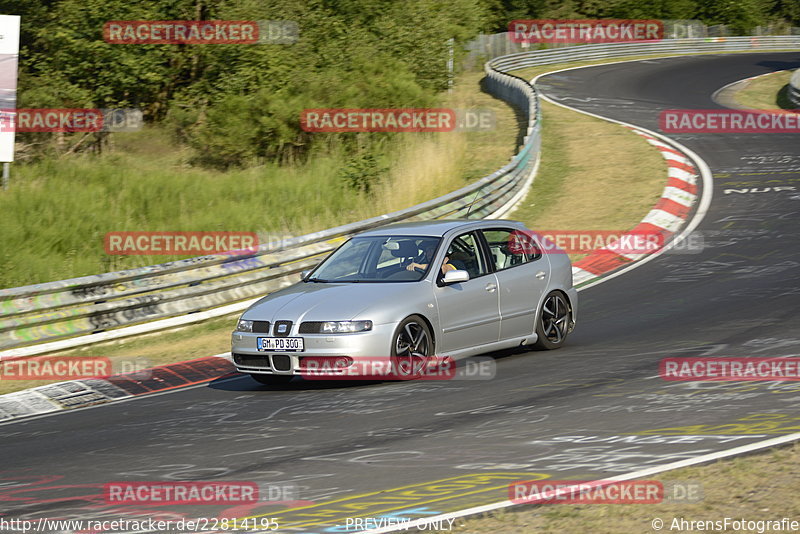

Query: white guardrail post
left=1, top=35, right=798, bottom=354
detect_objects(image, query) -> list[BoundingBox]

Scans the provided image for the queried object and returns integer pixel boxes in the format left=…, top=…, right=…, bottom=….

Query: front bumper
left=231, top=323, right=397, bottom=375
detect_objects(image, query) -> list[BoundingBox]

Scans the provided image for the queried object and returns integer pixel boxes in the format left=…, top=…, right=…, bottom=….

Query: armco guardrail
left=0, top=71, right=539, bottom=353
left=488, top=35, right=800, bottom=72
left=3, top=35, right=799, bottom=354
left=790, top=69, right=800, bottom=107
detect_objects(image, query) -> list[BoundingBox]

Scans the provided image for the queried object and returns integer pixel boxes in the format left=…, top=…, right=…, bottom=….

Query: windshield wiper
left=305, top=277, right=329, bottom=283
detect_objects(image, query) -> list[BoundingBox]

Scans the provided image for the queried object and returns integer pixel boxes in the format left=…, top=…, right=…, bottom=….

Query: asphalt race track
left=2, top=52, right=800, bottom=533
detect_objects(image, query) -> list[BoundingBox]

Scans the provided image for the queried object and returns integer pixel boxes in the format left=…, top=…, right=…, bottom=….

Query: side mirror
left=300, top=269, right=311, bottom=280
left=443, top=269, right=469, bottom=284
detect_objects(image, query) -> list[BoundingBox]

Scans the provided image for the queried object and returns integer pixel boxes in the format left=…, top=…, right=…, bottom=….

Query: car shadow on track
left=207, top=345, right=550, bottom=392
left=208, top=373, right=387, bottom=392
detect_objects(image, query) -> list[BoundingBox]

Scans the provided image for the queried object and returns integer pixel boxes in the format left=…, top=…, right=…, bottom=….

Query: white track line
left=358, top=432, right=800, bottom=533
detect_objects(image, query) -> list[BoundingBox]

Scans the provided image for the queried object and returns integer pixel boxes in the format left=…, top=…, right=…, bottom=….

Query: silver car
left=231, top=220, right=577, bottom=384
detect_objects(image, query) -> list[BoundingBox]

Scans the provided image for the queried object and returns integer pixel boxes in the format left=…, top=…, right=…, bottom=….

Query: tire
left=390, top=315, right=434, bottom=379
left=532, top=291, right=572, bottom=350
left=250, top=373, right=294, bottom=386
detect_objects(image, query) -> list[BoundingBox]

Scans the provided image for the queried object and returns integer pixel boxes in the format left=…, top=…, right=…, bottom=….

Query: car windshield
left=306, top=235, right=442, bottom=283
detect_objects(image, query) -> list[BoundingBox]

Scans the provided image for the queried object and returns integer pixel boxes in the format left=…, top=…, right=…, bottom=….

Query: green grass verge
left=731, top=69, right=797, bottom=110
left=510, top=100, right=664, bottom=234
left=455, top=443, right=800, bottom=533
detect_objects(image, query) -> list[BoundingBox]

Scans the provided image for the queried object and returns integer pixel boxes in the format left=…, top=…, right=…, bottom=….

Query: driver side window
left=445, top=232, right=487, bottom=278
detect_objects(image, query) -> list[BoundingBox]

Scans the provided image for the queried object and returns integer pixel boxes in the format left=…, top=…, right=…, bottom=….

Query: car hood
left=243, top=282, right=426, bottom=323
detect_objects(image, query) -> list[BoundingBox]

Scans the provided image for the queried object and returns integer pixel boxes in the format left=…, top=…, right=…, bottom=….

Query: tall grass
left=0, top=128, right=375, bottom=287
left=376, top=132, right=468, bottom=213
left=0, top=126, right=475, bottom=289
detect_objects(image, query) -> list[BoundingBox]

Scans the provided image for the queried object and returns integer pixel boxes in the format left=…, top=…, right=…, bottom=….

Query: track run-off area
left=1, top=52, right=800, bottom=533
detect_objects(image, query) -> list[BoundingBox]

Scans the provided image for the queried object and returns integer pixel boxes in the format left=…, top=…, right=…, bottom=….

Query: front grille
left=271, top=355, right=292, bottom=372
left=233, top=354, right=271, bottom=368
left=299, top=321, right=323, bottom=333
left=252, top=321, right=271, bottom=334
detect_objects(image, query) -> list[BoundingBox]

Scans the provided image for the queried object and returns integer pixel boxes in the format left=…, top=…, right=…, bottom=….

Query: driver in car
left=406, top=243, right=456, bottom=274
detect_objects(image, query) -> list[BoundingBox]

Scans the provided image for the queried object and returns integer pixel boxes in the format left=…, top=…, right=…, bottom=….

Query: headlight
left=321, top=320, right=373, bottom=333
left=236, top=319, right=254, bottom=332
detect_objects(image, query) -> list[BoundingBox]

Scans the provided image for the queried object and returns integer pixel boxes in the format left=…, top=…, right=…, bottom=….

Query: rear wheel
left=532, top=291, right=571, bottom=350
left=250, top=373, right=293, bottom=386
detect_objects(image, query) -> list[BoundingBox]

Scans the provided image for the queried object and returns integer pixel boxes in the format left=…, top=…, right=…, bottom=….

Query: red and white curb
left=0, top=353, right=235, bottom=423
left=571, top=128, right=700, bottom=285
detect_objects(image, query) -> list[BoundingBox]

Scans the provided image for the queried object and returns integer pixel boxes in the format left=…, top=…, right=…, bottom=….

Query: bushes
left=337, top=152, right=388, bottom=194
left=14, top=0, right=796, bottom=167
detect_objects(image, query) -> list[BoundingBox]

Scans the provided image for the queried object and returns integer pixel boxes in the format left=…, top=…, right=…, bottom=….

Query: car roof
left=356, top=219, right=525, bottom=238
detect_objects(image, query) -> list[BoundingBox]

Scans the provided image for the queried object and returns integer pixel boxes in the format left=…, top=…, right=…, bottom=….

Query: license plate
left=257, top=337, right=304, bottom=352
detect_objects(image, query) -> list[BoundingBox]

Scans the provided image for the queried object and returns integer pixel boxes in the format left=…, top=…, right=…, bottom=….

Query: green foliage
left=695, top=0, right=768, bottom=33
left=336, top=151, right=388, bottom=194
left=486, top=0, right=798, bottom=32
left=8, top=0, right=795, bottom=166
left=9, top=0, right=492, bottom=165
left=771, top=0, right=800, bottom=26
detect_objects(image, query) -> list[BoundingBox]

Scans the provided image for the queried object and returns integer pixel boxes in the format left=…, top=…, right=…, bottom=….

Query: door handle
left=536, top=271, right=547, bottom=280
left=485, top=283, right=497, bottom=292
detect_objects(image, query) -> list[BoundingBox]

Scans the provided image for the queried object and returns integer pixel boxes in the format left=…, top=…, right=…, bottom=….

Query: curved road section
left=2, top=52, right=800, bottom=533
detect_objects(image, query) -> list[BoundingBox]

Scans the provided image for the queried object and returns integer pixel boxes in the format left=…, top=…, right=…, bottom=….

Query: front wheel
left=391, top=315, right=433, bottom=379
left=532, top=291, right=572, bottom=350
left=250, top=373, right=293, bottom=386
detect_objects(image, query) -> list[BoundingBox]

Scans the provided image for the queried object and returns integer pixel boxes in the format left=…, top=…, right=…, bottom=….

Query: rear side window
left=481, top=228, right=541, bottom=271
